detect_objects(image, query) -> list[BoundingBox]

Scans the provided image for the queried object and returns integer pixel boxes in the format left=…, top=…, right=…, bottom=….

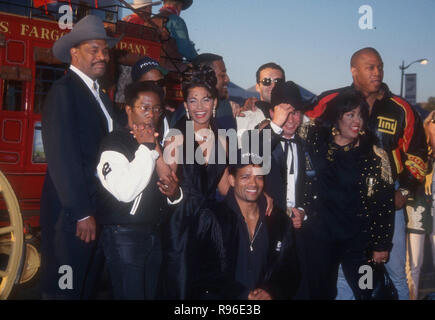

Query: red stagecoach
left=0, top=0, right=182, bottom=299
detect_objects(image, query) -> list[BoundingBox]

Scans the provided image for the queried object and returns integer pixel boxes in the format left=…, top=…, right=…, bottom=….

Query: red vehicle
left=0, top=0, right=182, bottom=299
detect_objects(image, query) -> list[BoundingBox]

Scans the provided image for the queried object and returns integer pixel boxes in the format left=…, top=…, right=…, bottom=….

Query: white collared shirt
left=281, top=135, right=298, bottom=209
left=70, top=65, right=113, bottom=222
left=270, top=121, right=298, bottom=208
left=69, top=65, right=113, bottom=132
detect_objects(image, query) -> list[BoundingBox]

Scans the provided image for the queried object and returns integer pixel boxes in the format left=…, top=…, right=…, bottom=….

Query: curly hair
left=182, top=64, right=218, bottom=101
left=318, top=89, right=368, bottom=131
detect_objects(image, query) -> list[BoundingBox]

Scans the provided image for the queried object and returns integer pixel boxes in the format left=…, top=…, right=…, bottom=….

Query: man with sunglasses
left=235, top=63, right=286, bottom=144
left=131, top=56, right=171, bottom=145
left=96, top=81, right=182, bottom=299
left=255, top=62, right=286, bottom=112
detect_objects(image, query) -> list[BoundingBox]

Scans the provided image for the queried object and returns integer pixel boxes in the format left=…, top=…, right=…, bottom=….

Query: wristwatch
left=399, top=188, right=410, bottom=197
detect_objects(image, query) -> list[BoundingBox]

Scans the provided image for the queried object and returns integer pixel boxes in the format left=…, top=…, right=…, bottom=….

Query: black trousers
left=101, top=224, right=162, bottom=300
left=40, top=218, right=100, bottom=299
left=297, top=219, right=372, bottom=300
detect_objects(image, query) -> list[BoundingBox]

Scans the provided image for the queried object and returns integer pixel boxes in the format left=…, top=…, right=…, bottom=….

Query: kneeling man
left=216, top=153, right=300, bottom=300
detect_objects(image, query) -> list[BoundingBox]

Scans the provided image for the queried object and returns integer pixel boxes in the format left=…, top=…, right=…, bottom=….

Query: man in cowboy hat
left=156, top=0, right=197, bottom=63
left=40, top=15, right=120, bottom=299
left=123, top=0, right=162, bottom=25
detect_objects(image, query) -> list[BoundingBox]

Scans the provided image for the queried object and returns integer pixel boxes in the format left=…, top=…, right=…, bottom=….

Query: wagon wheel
left=0, top=171, right=24, bottom=300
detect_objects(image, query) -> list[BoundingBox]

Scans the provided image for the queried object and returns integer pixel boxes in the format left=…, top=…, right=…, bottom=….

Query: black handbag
left=368, top=262, right=398, bottom=300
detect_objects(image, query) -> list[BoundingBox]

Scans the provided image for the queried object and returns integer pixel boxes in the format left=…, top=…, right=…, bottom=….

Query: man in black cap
left=258, top=81, right=310, bottom=299
left=261, top=81, right=307, bottom=228
left=215, top=153, right=299, bottom=300
left=131, top=56, right=171, bottom=142
left=41, top=15, right=119, bottom=299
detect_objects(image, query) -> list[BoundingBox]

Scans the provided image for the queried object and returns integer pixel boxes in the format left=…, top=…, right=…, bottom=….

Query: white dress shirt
left=70, top=65, right=113, bottom=132
left=70, top=65, right=113, bottom=222
left=270, top=121, right=306, bottom=219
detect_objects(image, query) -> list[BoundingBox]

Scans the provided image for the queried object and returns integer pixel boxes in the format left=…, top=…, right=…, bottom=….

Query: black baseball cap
left=131, top=56, right=168, bottom=82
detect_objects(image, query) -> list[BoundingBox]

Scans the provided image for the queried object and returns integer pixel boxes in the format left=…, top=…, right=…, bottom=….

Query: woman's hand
left=425, top=171, right=433, bottom=195
left=372, top=251, right=389, bottom=264
left=264, top=192, right=274, bottom=216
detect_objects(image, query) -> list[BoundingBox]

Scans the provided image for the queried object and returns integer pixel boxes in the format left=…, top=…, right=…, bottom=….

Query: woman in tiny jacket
left=299, top=90, right=395, bottom=300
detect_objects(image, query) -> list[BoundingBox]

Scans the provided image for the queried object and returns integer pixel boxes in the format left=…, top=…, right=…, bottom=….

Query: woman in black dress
left=158, top=65, right=230, bottom=299
left=300, top=91, right=395, bottom=299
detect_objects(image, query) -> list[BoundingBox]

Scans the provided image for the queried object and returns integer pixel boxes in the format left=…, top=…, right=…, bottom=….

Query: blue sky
left=155, top=0, right=435, bottom=103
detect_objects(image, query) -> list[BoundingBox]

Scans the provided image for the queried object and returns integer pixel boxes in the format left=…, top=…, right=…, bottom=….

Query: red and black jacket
left=305, top=83, right=428, bottom=193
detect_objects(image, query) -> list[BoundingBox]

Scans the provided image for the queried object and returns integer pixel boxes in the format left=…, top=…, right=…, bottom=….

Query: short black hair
left=256, top=62, right=286, bottom=84
left=124, top=81, right=164, bottom=107
left=192, top=53, right=223, bottom=68
left=318, top=90, right=369, bottom=133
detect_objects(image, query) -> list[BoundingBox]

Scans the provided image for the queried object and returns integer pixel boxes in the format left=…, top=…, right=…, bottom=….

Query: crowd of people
left=38, top=1, right=434, bottom=300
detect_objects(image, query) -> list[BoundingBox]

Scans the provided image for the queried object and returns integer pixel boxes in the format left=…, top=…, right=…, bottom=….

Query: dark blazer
left=40, top=69, right=115, bottom=297
left=215, top=190, right=300, bottom=300
left=265, top=134, right=306, bottom=213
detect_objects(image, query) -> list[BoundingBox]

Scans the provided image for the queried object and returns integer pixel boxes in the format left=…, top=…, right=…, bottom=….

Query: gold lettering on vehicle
left=18, top=23, right=65, bottom=40
left=116, top=41, right=148, bottom=55
left=20, top=23, right=30, bottom=36
left=377, top=116, right=397, bottom=135
left=0, top=21, right=9, bottom=33
left=40, top=27, right=50, bottom=40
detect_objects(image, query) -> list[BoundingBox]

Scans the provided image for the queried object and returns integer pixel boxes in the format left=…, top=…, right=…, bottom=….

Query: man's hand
left=157, top=170, right=180, bottom=201
left=241, top=97, right=258, bottom=112
left=76, top=216, right=96, bottom=243
left=229, top=101, right=245, bottom=118
left=372, top=251, right=389, bottom=264
left=271, top=103, right=292, bottom=127
left=131, top=122, right=157, bottom=145
left=290, top=208, right=305, bottom=229
left=394, top=190, right=408, bottom=210
left=248, top=288, right=272, bottom=300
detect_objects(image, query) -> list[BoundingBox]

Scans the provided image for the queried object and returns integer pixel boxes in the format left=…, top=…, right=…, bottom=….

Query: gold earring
left=332, top=127, right=340, bottom=136
left=359, top=130, right=366, bottom=136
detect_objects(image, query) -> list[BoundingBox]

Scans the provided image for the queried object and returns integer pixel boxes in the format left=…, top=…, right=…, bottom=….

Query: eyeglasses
left=141, top=79, right=166, bottom=88
left=134, top=105, right=162, bottom=114
left=259, top=78, right=283, bottom=86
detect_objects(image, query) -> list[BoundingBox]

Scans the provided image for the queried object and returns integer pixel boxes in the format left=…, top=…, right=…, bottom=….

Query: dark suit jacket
left=41, top=69, right=115, bottom=230
left=264, top=129, right=306, bottom=213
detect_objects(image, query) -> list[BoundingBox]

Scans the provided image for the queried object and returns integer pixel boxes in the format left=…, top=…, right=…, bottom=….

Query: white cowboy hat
left=131, top=0, right=162, bottom=9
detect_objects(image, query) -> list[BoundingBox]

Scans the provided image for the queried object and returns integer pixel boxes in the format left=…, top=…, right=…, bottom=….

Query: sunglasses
left=259, top=78, right=283, bottom=86
left=141, top=79, right=166, bottom=88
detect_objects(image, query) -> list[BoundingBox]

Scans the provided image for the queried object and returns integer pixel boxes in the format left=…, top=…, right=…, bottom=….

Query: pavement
left=8, top=239, right=435, bottom=300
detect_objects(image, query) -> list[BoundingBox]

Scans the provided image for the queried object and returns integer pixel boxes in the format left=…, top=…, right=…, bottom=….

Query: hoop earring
left=332, top=126, right=340, bottom=136
left=185, top=108, right=190, bottom=120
